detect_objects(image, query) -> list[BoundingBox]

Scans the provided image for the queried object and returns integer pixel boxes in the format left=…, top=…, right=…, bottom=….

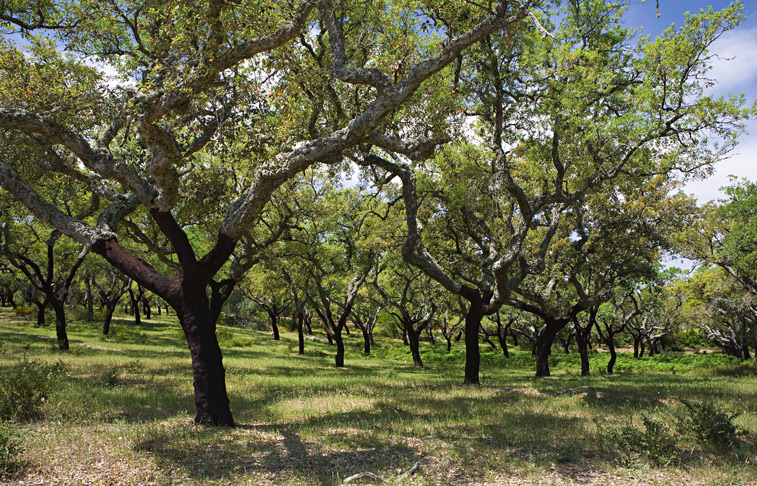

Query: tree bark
left=269, top=311, right=280, bottom=340
left=50, top=299, right=69, bottom=350
left=296, top=312, right=305, bottom=355
left=333, top=327, right=345, bottom=367
left=103, top=303, right=116, bottom=336
left=606, top=334, right=618, bottom=374
left=463, top=294, right=484, bottom=384
left=497, top=329, right=509, bottom=358
left=361, top=328, right=371, bottom=354
left=407, top=327, right=423, bottom=367
left=176, top=297, right=234, bottom=427
left=34, top=299, right=47, bottom=326
left=534, top=321, right=563, bottom=377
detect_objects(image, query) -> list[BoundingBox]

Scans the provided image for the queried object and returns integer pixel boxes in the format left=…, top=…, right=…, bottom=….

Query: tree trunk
left=34, top=299, right=46, bottom=326
left=362, top=328, right=371, bottom=354
left=464, top=297, right=483, bottom=384
left=103, top=303, right=116, bottom=336
left=534, top=323, right=561, bottom=377
left=84, top=276, right=94, bottom=317
left=50, top=299, right=69, bottom=350
left=296, top=313, right=305, bottom=355
left=143, top=300, right=151, bottom=320
left=497, top=329, right=509, bottom=358
left=333, top=327, right=345, bottom=367
left=269, top=311, right=280, bottom=340
left=445, top=334, right=452, bottom=352
left=577, top=332, right=590, bottom=376
left=606, top=335, right=617, bottom=374
left=633, top=338, right=640, bottom=358
left=407, top=327, right=423, bottom=367
left=321, top=319, right=333, bottom=345
left=176, top=296, right=234, bottom=427
left=427, top=327, right=435, bottom=345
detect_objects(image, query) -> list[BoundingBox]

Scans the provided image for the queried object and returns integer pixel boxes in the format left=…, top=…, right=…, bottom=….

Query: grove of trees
left=0, top=0, right=755, bottom=428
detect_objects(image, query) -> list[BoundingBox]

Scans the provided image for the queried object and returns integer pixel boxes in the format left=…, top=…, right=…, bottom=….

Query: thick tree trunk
left=464, top=297, right=483, bottom=384
left=34, top=300, right=46, bottom=326
left=176, top=298, right=234, bottom=427
left=535, top=323, right=561, bottom=377
left=632, top=338, right=640, bottom=358
left=50, top=299, right=69, bottom=350
left=407, top=327, right=423, bottom=367
left=445, top=335, right=452, bottom=352
left=334, top=328, right=345, bottom=367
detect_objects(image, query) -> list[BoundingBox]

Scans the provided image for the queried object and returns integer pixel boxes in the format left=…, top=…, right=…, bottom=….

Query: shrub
left=0, top=360, right=65, bottom=422
left=0, top=421, right=23, bottom=474
left=599, top=414, right=679, bottom=466
left=675, top=400, right=743, bottom=448
left=12, top=306, right=32, bottom=318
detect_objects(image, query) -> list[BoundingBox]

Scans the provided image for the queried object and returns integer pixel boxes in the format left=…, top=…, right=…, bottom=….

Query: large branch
left=0, top=108, right=159, bottom=205
left=219, top=1, right=524, bottom=240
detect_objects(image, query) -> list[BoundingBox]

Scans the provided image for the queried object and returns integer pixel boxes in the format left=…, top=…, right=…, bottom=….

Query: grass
left=0, top=306, right=756, bottom=485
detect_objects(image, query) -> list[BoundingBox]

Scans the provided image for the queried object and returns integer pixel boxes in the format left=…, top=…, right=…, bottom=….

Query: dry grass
left=0, top=308, right=756, bottom=485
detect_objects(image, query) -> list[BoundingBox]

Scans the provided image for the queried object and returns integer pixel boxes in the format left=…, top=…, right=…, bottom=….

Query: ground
left=0, top=308, right=755, bottom=485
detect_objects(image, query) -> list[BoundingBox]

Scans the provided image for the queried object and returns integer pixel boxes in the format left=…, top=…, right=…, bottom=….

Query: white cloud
left=683, top=122, right=757, bottom=203
left=707, top=27, right=757, bottom=95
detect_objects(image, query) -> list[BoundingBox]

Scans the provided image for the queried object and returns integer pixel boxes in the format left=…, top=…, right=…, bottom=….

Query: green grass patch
left=0, top=306, right=755, bottom=485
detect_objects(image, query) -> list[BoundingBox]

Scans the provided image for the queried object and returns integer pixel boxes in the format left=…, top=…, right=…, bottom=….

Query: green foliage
left=676, top=400, right=744, bottom=448
left=216, top=329, right=255, bottom=348
left=600, top=414, right=679, bottom=466
left=0, top=420, right=23, bottom=475
left=0, top=359, right=65, bottom=421
left=12, top=306, right=32, bottom=317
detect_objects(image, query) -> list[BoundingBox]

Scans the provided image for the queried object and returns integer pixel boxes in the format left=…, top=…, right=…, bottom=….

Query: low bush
left=12, top=306, right=32, bottom=318
left=0, top=360, right=65, bottom=422
left=0, top=421, right=23, bottom=475
left=599, top=414, right=679, bottom=466
left=675, top=400, right=744, bottom=448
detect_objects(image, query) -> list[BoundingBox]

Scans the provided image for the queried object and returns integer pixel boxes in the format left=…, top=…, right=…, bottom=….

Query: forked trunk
left=535, top=323, right=562, bottom=377
left=35, top=300, right=46, bottom=326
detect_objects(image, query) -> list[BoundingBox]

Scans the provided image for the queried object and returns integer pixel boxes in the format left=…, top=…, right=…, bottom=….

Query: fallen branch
left=342, top=461, right=420, bottom=484
left=343, top=471, right=385, bottom=483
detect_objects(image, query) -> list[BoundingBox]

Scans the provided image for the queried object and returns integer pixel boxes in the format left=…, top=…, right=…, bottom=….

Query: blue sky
left=624, top=0, right=757, bottom=203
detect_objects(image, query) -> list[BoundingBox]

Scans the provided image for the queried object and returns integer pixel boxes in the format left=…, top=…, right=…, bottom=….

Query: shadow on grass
left=133, top=422, right=419, bottom=485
